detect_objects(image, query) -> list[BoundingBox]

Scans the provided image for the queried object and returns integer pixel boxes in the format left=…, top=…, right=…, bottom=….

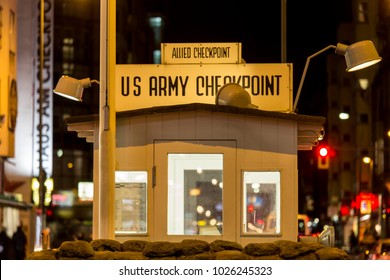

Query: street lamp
left=293, top=40, right=382, bottom=112
left=53, top=76, right=111, bottom=131
left=53, top=0, right=116, bottom=240
left=53, top=76, right=99, bottom=102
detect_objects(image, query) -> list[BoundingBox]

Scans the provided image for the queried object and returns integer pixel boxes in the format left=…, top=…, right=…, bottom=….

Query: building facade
left=326, top=0, right=387, bottom=248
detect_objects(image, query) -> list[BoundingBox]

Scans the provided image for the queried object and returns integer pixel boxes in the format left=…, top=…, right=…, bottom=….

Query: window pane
left=115, top=171, right=147, bottom=234
left=243, top=171, right=281, bottom=234
left=168, top=154, right=223, bottom=235
left=357, top=2, right=368, bottom=23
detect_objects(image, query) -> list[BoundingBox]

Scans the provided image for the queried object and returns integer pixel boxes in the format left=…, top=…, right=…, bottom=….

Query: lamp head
left=216, top=83, right=258, bottom=109
left=335, top=40, right=382, bottom=72
left=53, top=75, right=92, bottom=101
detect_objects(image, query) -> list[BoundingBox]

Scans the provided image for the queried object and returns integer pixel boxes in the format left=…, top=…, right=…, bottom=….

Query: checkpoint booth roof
left=66, top=103, right=324, bottom=149
left=59, top=42, right=325, bottom=245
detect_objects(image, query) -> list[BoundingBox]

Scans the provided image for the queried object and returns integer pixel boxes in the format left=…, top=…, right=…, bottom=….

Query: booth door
left=153, top=140, right=237, bottom=242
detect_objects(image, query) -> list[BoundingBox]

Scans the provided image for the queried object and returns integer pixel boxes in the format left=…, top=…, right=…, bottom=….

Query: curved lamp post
left=293, top=40, right=382, bottom=112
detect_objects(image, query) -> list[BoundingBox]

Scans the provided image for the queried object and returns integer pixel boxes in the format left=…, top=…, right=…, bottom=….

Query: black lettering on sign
left=172, top=47, right=191, bottom=58
left=149, top=76, right=189, bottom=96
left=35, top=122, right=51, bottom=174
left=36, top=88, right=51, bottom=117
left=121, top=76, right=141, bottom=96
left=193, top=47, right=231, bottom=58
left=196, top=76, right=222, bottom=96
left=251, top=75, right=282, bottom=96
left=196, top=75, right=283, bottom=97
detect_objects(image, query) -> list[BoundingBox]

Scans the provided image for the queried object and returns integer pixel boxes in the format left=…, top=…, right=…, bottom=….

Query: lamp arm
left=293, top=45, right=337, bottom=112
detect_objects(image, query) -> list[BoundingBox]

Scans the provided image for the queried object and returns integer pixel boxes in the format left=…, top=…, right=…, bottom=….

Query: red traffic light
left=316, top=146, right=331, bottom=169
left=318, top=147, right=329, bottom=157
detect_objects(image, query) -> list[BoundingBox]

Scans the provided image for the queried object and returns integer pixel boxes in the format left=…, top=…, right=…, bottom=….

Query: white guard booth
left=66, top=103, right=324, bottom=246
left=65, top=43, right=325, bottom=246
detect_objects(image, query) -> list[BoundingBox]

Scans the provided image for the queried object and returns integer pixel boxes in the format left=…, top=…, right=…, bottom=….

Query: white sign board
left=115, top=63, right=292, bottom=112
left=161, top=42, right=242, bottom=64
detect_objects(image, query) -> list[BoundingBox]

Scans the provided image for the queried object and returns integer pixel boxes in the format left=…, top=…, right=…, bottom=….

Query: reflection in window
left=115, top=171, right=147, bottom=234
left=168, top=154, right=223, bottom=236
left=243, top=171, right=281, bottom=234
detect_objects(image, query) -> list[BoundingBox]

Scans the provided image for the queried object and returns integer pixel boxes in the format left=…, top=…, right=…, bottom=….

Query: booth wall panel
left=162, top=114, right=180, bottom=138
left=211, top=112, right=229, bottom=139
left=194, top=111, right=213, bottom=138
left=146, top=114, right=163, bottom=141
left=178, top=111, right=196, bottom=139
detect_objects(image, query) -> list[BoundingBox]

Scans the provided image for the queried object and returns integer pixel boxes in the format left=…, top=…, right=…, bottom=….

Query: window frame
left=241, top=170, right=282, bottom=236
left=114, top=170, right=148, bottom=235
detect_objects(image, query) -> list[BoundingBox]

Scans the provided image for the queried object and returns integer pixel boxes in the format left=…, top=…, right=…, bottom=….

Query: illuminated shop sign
left=161, top=42, right=242, bottom=64
left=32, top=0, right=53, bottom=177
left=116, top=63, right=292, bottom=112
left=355, top=192, right=379, bottom=215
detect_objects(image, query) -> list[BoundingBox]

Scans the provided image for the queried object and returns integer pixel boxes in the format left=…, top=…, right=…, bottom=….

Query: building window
left=360, top=113, right=369, bottom=123
left=115, top=171, right=148, bottom=234
left=9, top=51, right=15, bottom=74
left=9, top=10, right=15, bottom=52
left=343, top=162, right=351, bottom=171
left=242, top=171, right=281, bottom=235
left=357, top=1, right=368, bottom=23
left=62, top=37, right=74, bottom=75
left=343, top=134, right=351, bottom=142
left=148, top=15, right=164, bottom=64
left=0, top=6, right=2, bottom=49
left=343, top=106, right=351, bottom=114
left=167, top=154, right=223, bottom=236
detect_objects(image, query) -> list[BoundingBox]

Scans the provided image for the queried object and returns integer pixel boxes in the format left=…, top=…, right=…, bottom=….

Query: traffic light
left=317, top=146, right=329, bottom=169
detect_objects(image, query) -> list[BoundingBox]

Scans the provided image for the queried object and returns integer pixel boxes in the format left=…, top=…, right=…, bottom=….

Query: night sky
left=159, top=0, right=352, bottom=116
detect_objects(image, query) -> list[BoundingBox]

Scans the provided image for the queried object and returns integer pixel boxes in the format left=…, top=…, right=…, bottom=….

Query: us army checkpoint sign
left=115, top=63, right=293, bottom=112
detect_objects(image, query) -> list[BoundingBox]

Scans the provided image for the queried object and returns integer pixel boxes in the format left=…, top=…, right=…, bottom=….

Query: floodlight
left=53, top=75, right=100, bottom=101
left=216, top=83, right=258, bottom=109
left=293, top=40, right=382, bottom=112
left=336, top=40, right=382, bottom=72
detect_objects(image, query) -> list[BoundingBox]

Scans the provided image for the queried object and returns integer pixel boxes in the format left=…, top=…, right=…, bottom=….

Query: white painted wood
left=106, top=109, right=300, bottom=243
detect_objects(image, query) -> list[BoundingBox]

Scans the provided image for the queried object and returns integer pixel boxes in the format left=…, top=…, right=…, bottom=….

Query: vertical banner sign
left=32, top=0, right=53, bottom=177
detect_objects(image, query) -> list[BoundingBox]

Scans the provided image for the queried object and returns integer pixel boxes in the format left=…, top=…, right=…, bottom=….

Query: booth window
left=243, top=171, right=281, bottom=234
left=115, top=171, right=147, bottom=234
left=168, top=154, right=223, bottom=236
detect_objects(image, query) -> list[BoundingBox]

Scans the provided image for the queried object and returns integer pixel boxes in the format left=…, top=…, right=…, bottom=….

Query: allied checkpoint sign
left=161, top=42, right=243, bottom=64
left=115, top=43, right=293, bottom=112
